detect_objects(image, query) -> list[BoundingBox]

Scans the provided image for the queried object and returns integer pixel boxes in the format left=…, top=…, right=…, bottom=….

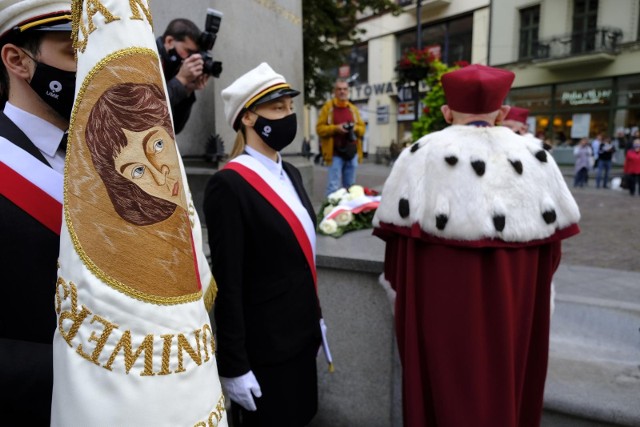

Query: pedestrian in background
left=591, top=132, right=603, bottom=169
left=596, top=136, right=616, bottom=188
left=203, top=63, right=322, bottom=427
left=502, top=105, right=530, bottom=136
left=316, top=78, right=366, bottom=196
left=574, top=137, right=593, bottom=188
left=624, top=139, right=640, bottom=196
left=0, top=1, right=74, bottom=424
left=373, top=64, right=580, bottom=427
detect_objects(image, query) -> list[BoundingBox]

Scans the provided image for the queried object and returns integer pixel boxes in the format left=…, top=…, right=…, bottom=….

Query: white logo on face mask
left=49, top=80, right=62, bottom=92
left=47, top=80, right=62, bottom=99
left=262, top=125, right=272, bottom=138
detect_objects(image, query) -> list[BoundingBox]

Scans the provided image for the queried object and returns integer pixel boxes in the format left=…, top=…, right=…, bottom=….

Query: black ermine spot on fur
left=509, top=160, right=523, bottom=175
left=411, top=143, right=421, bottom=153
left=398, top=198, right=410, bottom=218
left=493, top=215, right=506, bottom=232
left=535, top=150, right=548, bottom=163
left=471, top=160, right=486, bottom=176
left=445, top=156, right=458, bottom=166
left=542, top=209, right=557, bottom=224
left=435, top=214, right=448, bottom=230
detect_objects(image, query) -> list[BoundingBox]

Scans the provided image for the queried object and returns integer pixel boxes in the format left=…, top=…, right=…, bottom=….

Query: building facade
left=492, top=0, right=640, bottom=147
left=311, top=0, right=640, bottom=158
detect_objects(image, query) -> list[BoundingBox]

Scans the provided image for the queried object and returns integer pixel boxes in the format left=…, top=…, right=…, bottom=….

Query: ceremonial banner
left=51, top=1, right=227, bottom=425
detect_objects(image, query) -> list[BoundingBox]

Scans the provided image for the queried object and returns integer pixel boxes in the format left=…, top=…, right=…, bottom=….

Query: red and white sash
left=0, top=137, right=63, bottom=234
left=224, top=155, right=317, bottom=289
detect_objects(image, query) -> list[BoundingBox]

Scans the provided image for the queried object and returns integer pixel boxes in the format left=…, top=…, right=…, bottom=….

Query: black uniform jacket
left=203, top=160, right=321, bottom=378
left=0, top=112, right=59, bottom=424
left=156, top=37, right=196, bottom=134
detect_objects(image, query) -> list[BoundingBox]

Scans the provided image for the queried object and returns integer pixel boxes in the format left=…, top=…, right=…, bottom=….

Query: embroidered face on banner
left=66, top=49, right=201, bottom=304
left=84, top=81, right=188, bottom=224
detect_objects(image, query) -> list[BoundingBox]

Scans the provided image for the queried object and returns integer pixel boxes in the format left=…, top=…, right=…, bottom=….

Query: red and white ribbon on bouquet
left=322, top=195, right=381, bottom=222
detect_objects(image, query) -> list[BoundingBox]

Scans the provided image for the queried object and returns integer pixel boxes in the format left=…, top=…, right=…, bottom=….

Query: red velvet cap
left=504, top=106, right=529, bottom=124
left=441, top=64, right=515, bottom=114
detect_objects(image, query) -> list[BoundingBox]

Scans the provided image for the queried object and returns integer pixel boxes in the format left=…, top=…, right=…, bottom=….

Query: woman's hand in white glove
left=219, top=371, right=262, bottom=411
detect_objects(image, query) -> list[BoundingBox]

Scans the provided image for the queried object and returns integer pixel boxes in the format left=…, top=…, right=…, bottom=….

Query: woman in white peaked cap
left=203, top=63, right=322, bottom=426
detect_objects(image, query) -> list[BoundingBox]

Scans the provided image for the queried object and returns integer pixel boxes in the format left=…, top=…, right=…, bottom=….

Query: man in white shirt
left=0, top=1, right=74, bottom=423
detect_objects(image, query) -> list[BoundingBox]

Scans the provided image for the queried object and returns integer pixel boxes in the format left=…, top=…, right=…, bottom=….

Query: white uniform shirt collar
left=245, top=145, right=283, bottom=178
left=4, top=102, right=65, bottom=157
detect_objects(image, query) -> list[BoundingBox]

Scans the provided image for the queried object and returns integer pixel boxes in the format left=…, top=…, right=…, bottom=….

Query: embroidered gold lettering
left=59, top=305, right=92, bottom=347
left=193, top=394, right=225, bottom=427
left=104, top=331, right=155, bottom=376
left=158, top=334, right=174, bottom=375
left=76, top=315, right=119, bottom=365
left=55, top=275, right=218, bottom=377
left=175, top=330, right=202, bottom=373
left=128, top=0, right=153, bottom=28
left=72, top=4, right=88, bottom=54
left=55, top=277, right=70, bottom=315
left=201, top=324, right=214, bottom=362
left=86, top=0, right=120, bottom=35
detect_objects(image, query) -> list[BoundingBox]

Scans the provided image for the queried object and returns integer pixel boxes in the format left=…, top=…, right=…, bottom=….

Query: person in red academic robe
left=373, top=64, right=581, bottom=427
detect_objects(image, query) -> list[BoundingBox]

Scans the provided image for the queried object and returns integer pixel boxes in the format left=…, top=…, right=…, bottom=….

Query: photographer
left=156, top=18, right=209, bottom=134
left=317, top=78, right=366, bottom=196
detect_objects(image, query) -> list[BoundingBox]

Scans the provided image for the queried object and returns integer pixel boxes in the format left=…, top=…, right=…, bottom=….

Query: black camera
left=197, top=8, right=223, bottom=78
left=343, top=122, right=357, bottom=142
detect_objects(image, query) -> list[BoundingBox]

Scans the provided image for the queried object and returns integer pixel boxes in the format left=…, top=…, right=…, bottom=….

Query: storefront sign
left=351, top=80, right=427, bottom=101
left=561, top=89, right=612, bottom=106
left=376, top=105, right=389, bottom=124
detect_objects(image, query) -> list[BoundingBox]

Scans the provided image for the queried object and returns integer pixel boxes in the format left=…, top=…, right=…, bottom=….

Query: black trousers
left=628, top=173, right=640, bottom=195
left=231, top=350, right=318, bottom=427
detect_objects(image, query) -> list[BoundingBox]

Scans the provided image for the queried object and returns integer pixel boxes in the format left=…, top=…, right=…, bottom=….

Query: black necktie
left=59, top=132, right=68, bottom=153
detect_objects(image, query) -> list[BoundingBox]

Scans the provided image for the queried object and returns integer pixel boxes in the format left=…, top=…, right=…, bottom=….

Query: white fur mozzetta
left=374, top=125, right=580, bottom=242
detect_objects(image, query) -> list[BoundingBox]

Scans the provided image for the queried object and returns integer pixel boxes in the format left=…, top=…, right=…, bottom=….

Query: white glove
left=220, top=371, right=262, bottom=411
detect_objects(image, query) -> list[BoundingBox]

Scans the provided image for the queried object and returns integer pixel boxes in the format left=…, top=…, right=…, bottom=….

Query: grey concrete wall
left=150, top=0, right=304, bottom=157
left=312, top=230, right=402, bottom=427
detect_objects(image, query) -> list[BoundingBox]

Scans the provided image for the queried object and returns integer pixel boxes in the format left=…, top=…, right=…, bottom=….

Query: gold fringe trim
left=203, top=276, right=218, bottom=312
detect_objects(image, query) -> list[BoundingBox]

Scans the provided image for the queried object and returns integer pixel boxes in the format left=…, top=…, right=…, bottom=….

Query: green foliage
left=302, top=0, right=402, bottom=107
left=411, top=60, right=467, bottom=141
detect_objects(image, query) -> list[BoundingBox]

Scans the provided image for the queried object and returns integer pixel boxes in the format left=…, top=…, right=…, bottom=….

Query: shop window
left=348, top=44, right=368, bottom=85
left=506, top=85, right=553, bottom=112
left=519, top=5, right=540, bottom=60
left=617, top=76, right=640, bottom=108
left=396, top=14, right=472, bottom=66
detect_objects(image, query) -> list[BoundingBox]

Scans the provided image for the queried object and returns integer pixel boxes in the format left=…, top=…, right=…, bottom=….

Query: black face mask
left=253, top=112, right=297, bottom=151
left=162, top=47, right=182, bottom=79
left=27, top=59, right=76, bottom=121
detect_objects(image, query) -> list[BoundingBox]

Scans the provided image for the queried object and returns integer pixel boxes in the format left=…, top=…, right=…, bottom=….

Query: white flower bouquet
left=317, top=185, right=381, bottom=238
